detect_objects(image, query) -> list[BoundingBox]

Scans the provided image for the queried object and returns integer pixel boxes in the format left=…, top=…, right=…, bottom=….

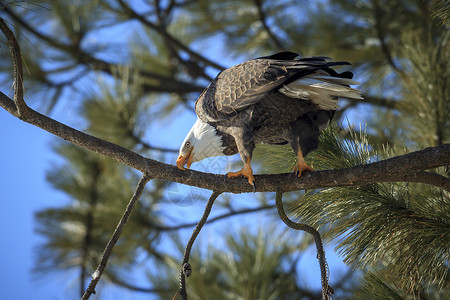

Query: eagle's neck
left=191, top=118, right=225, bottom=162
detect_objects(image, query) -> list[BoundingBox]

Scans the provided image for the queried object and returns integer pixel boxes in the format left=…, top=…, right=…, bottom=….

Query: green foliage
left=292, top=126, right=450, bottom=295
left=430, top=0, right=450, bottom=26
left=253, top=143, right=296, bottom=174
left=354, top=271, right=405, bottom=300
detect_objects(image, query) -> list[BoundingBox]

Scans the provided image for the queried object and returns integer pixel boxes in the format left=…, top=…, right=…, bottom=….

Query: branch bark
left=1, top=79, right=449, bottom=192
left=1, top=84, right=449, bottom=193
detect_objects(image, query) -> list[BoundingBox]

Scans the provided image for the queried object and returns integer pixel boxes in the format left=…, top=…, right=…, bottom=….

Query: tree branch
left=373, top=1, right=402, bottom=73
left=0, top=18, right=26, bottom=116
left=130, top=131, right=179, bottom=153
left=1, top=83, right=449, bottom=193
left=81, top=174, right=152, bottom=300
left=275, top=191, right=333, bottom=300
left=177, top=191, right=222, bottom=300
left=108, top=274, right=170, bottom=294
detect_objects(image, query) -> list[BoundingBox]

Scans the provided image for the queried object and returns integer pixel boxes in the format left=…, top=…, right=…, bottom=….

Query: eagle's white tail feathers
left=279, top=72, right=363, bottom=110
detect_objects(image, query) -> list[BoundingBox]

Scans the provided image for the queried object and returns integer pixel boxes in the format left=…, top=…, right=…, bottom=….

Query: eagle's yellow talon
left=227, top=158, right=255, bottom=189
left=293, top=159, right=314, bottom=178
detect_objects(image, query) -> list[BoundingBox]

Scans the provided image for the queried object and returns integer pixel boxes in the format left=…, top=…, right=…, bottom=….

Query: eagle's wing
left=195, top=55, right=293, bottom=122
left=195, top=52, right=360, bottom=123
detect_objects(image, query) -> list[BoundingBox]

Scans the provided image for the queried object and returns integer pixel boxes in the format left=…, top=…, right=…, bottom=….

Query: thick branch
left=81, top=174, right=152, bottom=300
left=1, top=90, right=449, bottom=193
left=1, top=86, right=449, bottom=192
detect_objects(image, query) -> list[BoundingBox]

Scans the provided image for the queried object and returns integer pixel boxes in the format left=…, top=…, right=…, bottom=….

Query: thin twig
left=131, top=132, right=179, bottom=153
left=176, top=191, right=222, bottom=300
left=81, top=174, right=152, bottom=300
left=150, top=204, right=275, bottom=231
left=275, top=191, right=333, bottom=300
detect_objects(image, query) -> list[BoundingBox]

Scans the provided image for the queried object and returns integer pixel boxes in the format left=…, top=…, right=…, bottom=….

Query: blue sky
left=0, top=110, right=66, bottom=299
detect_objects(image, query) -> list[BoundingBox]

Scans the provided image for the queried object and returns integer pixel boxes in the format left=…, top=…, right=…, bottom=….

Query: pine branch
left=373, top=1, right=402, bottom=74
left=130, top=131, right=179, bottom=153
left=347, top=95, right=399, bottom=109
left=275, top=191, right=333, bottom=300
left=1, top=78, right=449, bottom=193
left=81, top=174, right=152, bottom=300
left=177, top=191, right=222, bottom=300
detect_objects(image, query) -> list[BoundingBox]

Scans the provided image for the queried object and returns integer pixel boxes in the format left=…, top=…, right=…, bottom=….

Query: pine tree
left=0, top=0, right=448, bottom=299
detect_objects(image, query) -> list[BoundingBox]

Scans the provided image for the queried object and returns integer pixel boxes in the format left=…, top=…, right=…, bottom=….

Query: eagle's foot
left=227, top=165, right=255, bottom=191
left=293, top=159, right=314, bottom=177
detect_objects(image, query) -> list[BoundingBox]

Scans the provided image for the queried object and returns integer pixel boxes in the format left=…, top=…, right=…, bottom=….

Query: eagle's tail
left=279, top=60, right=364, bottom=110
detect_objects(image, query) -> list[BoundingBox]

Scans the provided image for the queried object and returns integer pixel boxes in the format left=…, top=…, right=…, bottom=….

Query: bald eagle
left=177, top=51, right=362, bottom=189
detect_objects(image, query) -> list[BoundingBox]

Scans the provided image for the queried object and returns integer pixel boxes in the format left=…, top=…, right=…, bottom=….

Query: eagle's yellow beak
left=176, top=146, right=194, bottom=170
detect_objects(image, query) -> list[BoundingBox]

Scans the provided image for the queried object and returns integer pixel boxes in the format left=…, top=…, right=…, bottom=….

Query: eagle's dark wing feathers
left=195, top=52, right=359, bottom=123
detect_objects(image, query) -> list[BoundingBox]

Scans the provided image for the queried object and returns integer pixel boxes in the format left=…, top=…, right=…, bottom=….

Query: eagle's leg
left=226, top=126, right=256, bottom=190
left=290, top=115, right=320, bottom=177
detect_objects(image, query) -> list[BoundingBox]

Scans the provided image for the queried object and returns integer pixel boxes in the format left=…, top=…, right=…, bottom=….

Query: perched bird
left=177, top=51, right=362, bottom=189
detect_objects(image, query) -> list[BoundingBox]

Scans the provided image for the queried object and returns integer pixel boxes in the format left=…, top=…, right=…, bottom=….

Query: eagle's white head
left=176, top=118, right=225, bottom=170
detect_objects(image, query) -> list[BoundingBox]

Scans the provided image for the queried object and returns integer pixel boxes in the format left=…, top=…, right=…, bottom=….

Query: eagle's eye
left=185, top=141, right=191, bottom=148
